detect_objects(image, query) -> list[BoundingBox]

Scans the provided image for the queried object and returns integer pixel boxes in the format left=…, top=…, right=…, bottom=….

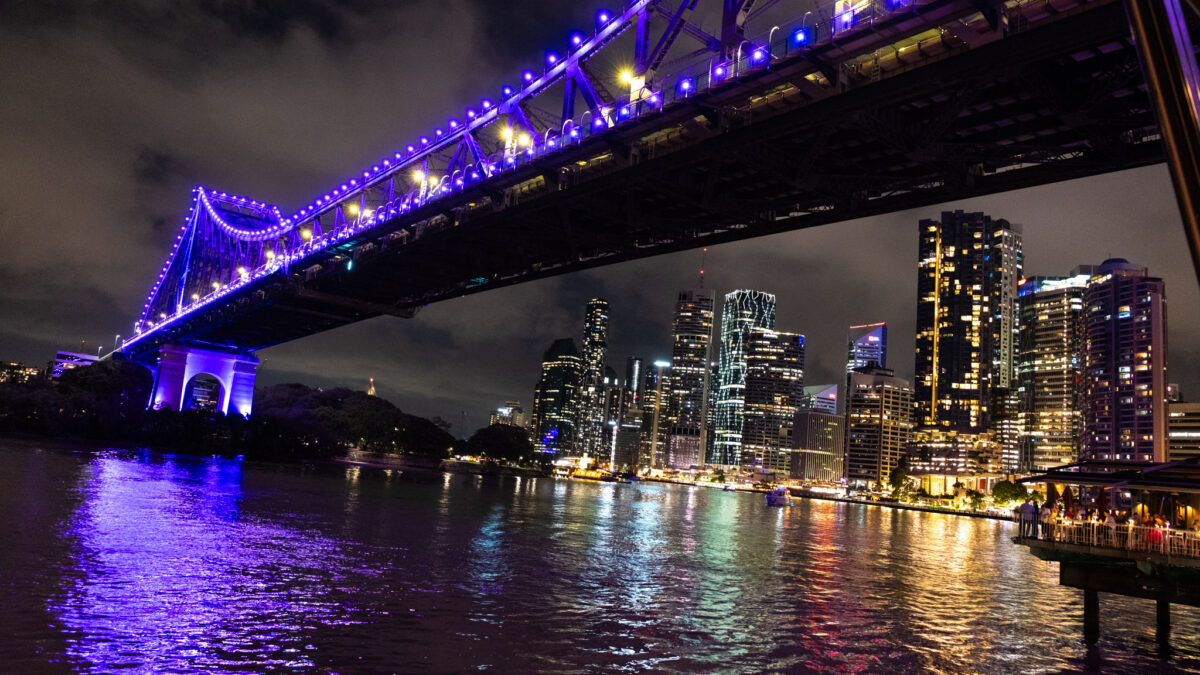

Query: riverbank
left=339, top=450, right=547, bottom=478
left=793, top=489, right=1011, bottom=521
left=637, top=475, right=1010, bottom=522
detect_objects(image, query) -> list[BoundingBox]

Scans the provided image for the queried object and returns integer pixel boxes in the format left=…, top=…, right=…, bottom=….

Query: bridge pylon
left=149, top=343, right=259, bottom=417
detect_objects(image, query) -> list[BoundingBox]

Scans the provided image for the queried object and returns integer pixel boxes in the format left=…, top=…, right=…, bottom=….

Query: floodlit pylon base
left=149, top=344, right=259, bottom=417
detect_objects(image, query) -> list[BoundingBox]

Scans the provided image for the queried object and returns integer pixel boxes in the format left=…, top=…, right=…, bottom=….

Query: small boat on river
left=766, top=486, right=792, bottom=507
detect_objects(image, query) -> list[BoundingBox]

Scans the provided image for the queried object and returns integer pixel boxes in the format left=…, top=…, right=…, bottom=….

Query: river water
left=2, top=442, right=1198, bottom=673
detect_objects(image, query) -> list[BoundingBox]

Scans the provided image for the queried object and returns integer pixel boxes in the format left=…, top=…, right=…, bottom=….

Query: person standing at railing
left=1040, top=501, right=1054, bottom=540
left=1018, top=499, right=1035, bottom=537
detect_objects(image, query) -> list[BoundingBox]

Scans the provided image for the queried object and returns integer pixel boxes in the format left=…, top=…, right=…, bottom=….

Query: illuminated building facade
left=845, top=365, right=914, bottom=486
left=532, top=338, right=583, bottom=456
left=666, top=434, right=703, bottom=469
left=0, top=362, right=41, bottom=383
left=490, top=400, right=528, bottom=429
left=48, top=351, right=99, bottom=379
left=665, top=288, right=714, bottom=471
left=791, top=410, right=845, bottom=482
left=908, top=428, right=1001, bottom=476
left=846, top=322, right=887, bottom=372
left=578, top=299, right=611, bottom=455
left=622, top=356, right=644, bottom=417
left=712, top=290, right=776, bottom=466
left=740, top=328, right=805, bottom=473
left=1082, top=259, right=1168, bottom=463
left=802, top=384, right=838, bottom=414
left=1016, top=270, right=1093, bottom=471
left=916, top=211, right=1023, bottom=432
left=1168, top=402, right=1200, bottom=461
left=666, top=289, right=715, bottom=436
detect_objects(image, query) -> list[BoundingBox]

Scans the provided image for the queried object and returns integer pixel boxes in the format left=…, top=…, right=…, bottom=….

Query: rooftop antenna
left=699, top=247, right=707, bottom=288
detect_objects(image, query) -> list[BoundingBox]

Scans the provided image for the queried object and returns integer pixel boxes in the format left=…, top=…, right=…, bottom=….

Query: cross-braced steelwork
left=120, top=0, right=1199, bottom=372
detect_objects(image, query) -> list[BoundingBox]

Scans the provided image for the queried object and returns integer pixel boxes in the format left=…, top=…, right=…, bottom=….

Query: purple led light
left=752, top=48, right=765, bottom=62
left=136, top=1, right=726, bottom=341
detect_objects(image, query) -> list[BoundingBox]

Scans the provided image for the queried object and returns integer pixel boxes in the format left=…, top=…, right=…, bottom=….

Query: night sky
left=1, top=0, right=1196, bottom=435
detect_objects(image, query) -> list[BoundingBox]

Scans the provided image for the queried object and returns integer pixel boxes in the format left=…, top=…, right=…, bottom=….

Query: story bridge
left=115, top=0, right=1200, bottom=415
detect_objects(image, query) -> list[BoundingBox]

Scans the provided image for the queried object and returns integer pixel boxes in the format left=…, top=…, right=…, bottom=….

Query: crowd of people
left=1015, top=496, right=1200, bottom=555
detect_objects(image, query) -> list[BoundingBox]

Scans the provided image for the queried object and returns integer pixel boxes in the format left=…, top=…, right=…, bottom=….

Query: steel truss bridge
left=115, top=0, right=1200, bottom=413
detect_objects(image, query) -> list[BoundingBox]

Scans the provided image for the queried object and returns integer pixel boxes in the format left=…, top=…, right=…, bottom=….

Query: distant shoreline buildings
left=499, top=208, right=1178, bottom=492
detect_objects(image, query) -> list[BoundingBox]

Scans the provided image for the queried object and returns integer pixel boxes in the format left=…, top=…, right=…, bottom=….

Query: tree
left=711, top=468, right=727, bottom=483
left=888, top=455, right=911, bottom=499
left=467, top=424, right=534, bottom=463
left=965, top=489, right=985, bottom=511
left=991, top=480, right=1029, bottom=506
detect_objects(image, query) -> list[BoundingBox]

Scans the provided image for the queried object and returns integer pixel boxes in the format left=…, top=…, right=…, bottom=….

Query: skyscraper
left=1082, top=259, right=1168, bottom=463
left=667, top=289, right=715, bottom=431
left=844, top=365, right=914, bottom=486
left=666, top=288, right=715, bottom=468
left=916, top=210, right=1023, bottom=431
left=578, top=299, right=610, bottom=455
left=740, top=328, right=805, bottom=474
left=490, top=400, right=528, bottom=428
left=792, top=409, right=845, bottom=483
left=1016, top=269, right=1094, bottom=471
left=712, top=290, right=776, bottom=466
left=801, top=384, right=838, bottom=414
left=1168, top=402, right=1200, bottom=461
left=532, top=338, right=583, bottom=456
left=846, top=323, right=887, bottom=372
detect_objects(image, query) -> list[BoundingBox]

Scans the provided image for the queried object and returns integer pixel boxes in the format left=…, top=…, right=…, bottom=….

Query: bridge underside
left=123, top=0, right=1175, bottom=360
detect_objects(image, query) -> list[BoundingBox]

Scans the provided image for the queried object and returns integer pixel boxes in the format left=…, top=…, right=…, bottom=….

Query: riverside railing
left=1015, top=514, right=1200, bottom=559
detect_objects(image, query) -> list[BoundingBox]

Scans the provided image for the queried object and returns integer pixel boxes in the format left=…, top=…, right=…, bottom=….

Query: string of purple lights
left=128, top=0, right=880, bottom=350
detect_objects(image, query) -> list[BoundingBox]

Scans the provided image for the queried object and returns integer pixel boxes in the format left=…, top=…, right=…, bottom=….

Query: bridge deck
left=123, top=0, right=1174, bottom=359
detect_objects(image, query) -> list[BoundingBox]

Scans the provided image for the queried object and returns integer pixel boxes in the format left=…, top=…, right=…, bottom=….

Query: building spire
left=699, top=247, right=707, bottom=288
left=367, top=377, right=376, bottom=396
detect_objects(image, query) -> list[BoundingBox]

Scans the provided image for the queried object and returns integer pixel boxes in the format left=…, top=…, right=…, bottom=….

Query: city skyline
left=1, top=2, right=1198, bottom=435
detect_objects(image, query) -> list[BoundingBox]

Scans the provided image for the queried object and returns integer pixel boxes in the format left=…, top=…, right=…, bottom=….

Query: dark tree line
left=0, top=361, right=455, bottom=461
left=462, top=423, right=549, bottom=470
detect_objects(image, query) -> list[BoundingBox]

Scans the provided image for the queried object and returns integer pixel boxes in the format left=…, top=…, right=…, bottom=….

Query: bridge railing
left=1015, top=514, right=1200, bottom=558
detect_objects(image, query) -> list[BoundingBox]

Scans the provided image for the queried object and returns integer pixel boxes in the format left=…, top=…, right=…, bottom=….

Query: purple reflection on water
left=49, top=454, right=374, bottom=671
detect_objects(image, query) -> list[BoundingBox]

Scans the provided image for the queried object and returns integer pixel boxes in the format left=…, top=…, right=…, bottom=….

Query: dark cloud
left=134, top=147, right=185, bottom=187
left=0, top=0, right=1196, bottom=437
